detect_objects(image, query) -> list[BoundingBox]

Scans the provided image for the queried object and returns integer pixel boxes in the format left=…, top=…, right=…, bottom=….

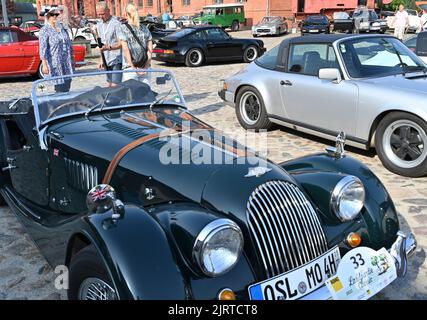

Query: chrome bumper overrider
left=301, top=231, right=417, bottom=300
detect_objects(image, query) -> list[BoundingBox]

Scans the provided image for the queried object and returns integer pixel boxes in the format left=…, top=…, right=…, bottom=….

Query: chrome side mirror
left=87, top=184, right=124, bottom=219
left=318, top=68, right=342, bottom=83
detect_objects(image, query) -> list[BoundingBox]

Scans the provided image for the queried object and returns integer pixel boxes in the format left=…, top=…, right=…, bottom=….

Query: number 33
left=350, top=254, right=365, bottom=269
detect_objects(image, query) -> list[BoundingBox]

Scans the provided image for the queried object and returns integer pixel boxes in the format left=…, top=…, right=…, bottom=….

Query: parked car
left=193, top=3, right=245, bottom=32
left=220, top=34, right=427, bottom=177
left=0, top=69, right=416, bottom=300
left=153, top=25, right=265, bottom=67
left=175, top=15, right=195, bottom=27
left=301, top=15, right=330, bottom=35
left=0, top=27, right=86, bottom=78
left=70, top=26, right=97, bottom=48
left=332, top=12, right=354, bottom=33
left=251, top=16, right=288, bottom=37
left=403, top=31, right=427, bottom=63
left=353, top=7, right=387, bottom=33
left=19, top=20, right=44, bottom=35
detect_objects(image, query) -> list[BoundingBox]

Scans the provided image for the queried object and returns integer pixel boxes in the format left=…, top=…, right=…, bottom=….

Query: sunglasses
left=49, top=13, right=60, bottom=17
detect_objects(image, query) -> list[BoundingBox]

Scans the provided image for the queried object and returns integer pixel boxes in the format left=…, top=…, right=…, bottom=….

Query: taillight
left=153, top=49, right=174, bottom=54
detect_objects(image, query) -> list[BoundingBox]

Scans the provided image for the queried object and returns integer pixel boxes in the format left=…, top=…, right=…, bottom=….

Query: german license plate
left=249, top=246, right=341, bottom=300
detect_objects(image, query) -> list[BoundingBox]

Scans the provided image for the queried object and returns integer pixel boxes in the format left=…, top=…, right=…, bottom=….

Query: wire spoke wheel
left=79, top=277, right=117, bottom=300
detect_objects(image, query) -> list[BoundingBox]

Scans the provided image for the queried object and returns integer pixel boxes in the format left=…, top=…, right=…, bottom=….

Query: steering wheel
left=47, top=101, right=93, bottom=119
left=395, top=62, right=408, bottom=68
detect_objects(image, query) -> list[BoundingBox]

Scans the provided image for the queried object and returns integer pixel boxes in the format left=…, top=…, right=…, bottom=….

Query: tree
left=382, top=0, right=417, bottom=10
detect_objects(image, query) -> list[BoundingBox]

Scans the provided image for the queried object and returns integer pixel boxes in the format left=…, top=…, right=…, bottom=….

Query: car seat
left=302, top=51, right=323, bottom=76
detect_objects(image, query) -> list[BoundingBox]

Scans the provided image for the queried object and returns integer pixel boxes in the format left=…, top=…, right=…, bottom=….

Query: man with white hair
left=96, top=1, right=123, bottom=86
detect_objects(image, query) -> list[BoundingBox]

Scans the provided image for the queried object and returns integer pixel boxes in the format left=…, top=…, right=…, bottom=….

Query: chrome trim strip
left=257, top=186, right=289, bottom=272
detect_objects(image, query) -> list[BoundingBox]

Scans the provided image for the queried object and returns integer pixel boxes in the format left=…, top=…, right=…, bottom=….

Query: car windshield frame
left=31, top=69, right=186, bottom=145
left=335, top=36, right=426, bottom=80
left=261, top=16, right=280, bottom=23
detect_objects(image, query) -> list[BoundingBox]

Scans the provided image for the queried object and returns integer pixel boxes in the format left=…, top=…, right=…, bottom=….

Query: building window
left=147, top=0, right=153, bottom=7
left=235, top=0, right=247, bottom=2
left=213, top=0, right=223, bottom=4
left=183, top=0, right=191, bottom=6
left=138, top=0, right=143, bottom=7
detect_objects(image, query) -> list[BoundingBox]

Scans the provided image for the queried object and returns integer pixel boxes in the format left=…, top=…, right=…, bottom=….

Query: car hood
left=359, top=73, right=427, bottom=95
left=255, top=23, right=276, bottom=28
left=47, top=107, right=295, bottom=210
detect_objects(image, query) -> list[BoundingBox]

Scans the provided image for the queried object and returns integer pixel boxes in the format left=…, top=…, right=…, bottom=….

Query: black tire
left=375, top=112, right=427, bottom=177
left=252, top=34, right=258, bottom=38
left=235, top=86, right=272, bottom=131
left=243, top=45, right=259, bottom=63
left=185, top=48, right=204, bottom=67
left=68, top=245, right=117, bottom=300
left=231, top=20, right=240, bottom=32
left=37, top=63, right=45, bottom=79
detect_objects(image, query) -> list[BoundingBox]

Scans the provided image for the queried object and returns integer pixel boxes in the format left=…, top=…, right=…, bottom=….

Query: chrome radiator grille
left=64, top=158, right=98, bottom=192
left=246, top=180, right=328, bottom=278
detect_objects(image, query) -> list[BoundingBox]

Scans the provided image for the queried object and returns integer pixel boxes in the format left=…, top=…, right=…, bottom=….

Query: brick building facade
left=36, top=0, right=379, bottom=26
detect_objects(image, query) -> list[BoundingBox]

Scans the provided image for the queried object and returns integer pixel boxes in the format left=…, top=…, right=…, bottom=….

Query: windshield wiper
left=85, top=91, right=110, bottom=118
left=148, top=89, right=173, bottom=111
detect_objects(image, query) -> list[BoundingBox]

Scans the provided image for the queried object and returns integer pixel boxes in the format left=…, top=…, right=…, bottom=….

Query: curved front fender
left=83, top=205, right=188, bottom=300
left=282, top=153, right=400, bottom=250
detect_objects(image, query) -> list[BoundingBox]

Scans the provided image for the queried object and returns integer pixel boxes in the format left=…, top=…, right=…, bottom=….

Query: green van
left=193, top=4, right=245, bottom=31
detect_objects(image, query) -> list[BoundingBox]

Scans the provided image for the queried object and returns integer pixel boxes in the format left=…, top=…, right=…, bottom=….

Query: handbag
left=124, top=23, right=148, bottom=68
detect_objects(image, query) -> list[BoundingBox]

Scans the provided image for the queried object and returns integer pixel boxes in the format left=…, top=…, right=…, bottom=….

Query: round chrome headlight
left=193, top=219, right=244, bottom=277
left=330, top=176, right=365, bottom=221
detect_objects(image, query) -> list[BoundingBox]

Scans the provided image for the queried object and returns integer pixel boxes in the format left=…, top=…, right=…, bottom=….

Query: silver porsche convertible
left=220, top=34, right=427, bottom=177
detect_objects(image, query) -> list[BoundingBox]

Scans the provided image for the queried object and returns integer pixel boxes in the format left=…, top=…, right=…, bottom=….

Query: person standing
left=39, top=7, right=74, bottom=93
left=421, top=9, right=427, bottom=31
left=96, top=1, right=123, bottom=86
left=394, top=4, right=409, bottom=40
left=119, top=3, right=153, bottom=82
left=162, top=9, right=171, bottom=26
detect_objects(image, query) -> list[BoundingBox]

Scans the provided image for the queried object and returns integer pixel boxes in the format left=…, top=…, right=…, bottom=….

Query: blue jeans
left=106, top=63, right=123, bottom=84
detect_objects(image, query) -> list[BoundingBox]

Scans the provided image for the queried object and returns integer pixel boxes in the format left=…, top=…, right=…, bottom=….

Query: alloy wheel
left=240, top=91, right=261, bottom=125
left=78, top=277, right=117, bottom=300
left=383, top=120, right=427, bottom=169
left=189, top=50, right=202, bottom=66
left=245, top=47, right=258, bottom=62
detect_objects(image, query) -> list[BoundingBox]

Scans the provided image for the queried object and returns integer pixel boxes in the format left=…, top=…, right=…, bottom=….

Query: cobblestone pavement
left=0, top=30, right=426, bottom=300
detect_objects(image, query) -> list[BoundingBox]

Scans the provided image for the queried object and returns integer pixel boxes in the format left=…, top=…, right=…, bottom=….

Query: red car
left=0, top=27, right=86, bottom=78
left=19, top=20, right=44, bottom=35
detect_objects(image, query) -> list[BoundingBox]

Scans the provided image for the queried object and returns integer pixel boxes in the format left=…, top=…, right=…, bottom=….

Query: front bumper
left=218, top=88, right=235, bottom=106
left=252, top=29, right=277, bottom=36
left=301, top=231, right=416, bottom=300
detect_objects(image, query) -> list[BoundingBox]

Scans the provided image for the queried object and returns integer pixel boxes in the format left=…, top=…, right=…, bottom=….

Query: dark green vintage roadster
left=0, top=70, right=417, bottom=300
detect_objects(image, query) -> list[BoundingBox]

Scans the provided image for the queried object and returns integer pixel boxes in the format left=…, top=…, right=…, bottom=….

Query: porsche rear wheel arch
left=375, top=111, right=427, bottom=177
left=185, top=48, right=204, bottom=67
left=68, top=245, right=118, bottom=300
left=235, top=85, right=272, bottom=131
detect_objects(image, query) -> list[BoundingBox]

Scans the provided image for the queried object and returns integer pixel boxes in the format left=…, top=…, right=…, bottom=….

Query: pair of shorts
left=106, top=63, right=123, bottom=84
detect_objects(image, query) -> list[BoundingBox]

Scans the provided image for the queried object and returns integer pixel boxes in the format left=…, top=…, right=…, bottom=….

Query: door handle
left=280, top=80, right=292, bottom=86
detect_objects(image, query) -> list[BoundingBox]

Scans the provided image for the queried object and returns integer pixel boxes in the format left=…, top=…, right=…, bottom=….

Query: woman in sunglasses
left=39, top=7, right=74, bottom=92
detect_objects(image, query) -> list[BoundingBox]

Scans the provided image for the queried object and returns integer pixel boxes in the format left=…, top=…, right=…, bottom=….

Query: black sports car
left=0, top=69, right=417, bottom=300
left=301, top=15, right=330, bottom=35
left=152, top=25, right=266, bottom=67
